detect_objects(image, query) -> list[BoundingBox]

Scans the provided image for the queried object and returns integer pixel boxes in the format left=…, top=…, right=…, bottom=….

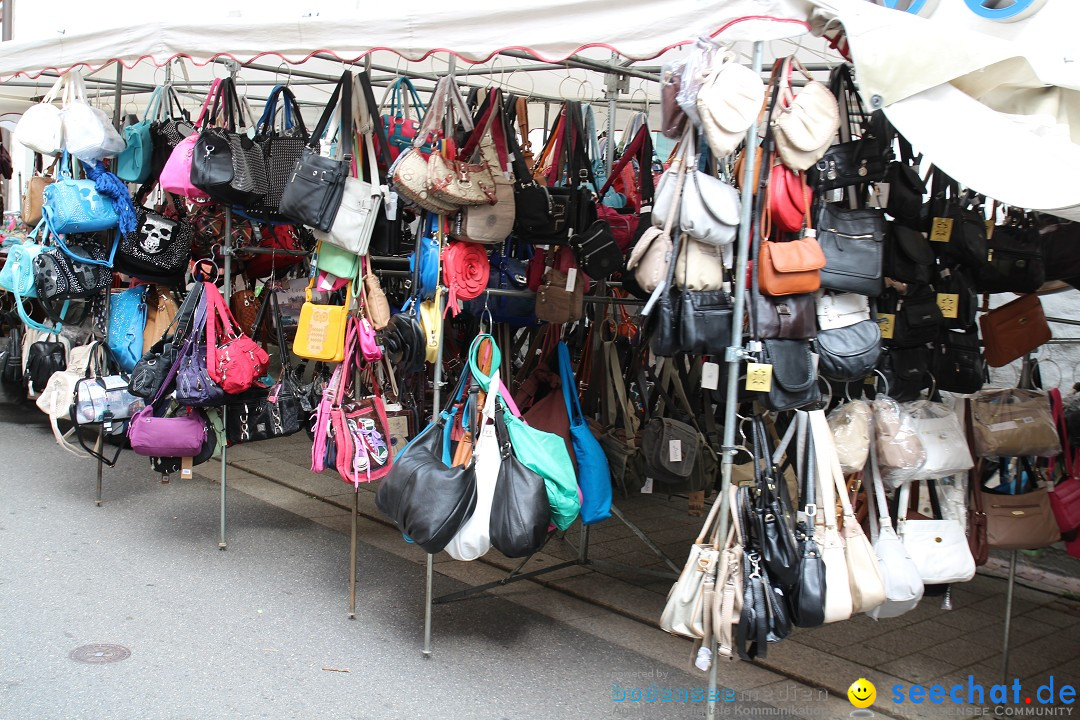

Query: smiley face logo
left=848, top=678, right=876, bottom=709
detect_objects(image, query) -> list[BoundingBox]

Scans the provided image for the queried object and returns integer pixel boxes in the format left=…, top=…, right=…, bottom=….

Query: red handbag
left=243, top=224, right=306, bottom=278
left=769, top=160, right=809, bottom=233
left=203, top=281, right=270, bottom=394
left=329, top=319, right=393, bottom=486
left=1049, top=389, right=1080, bottom=534
left=594, top=124, right=655, bottom=251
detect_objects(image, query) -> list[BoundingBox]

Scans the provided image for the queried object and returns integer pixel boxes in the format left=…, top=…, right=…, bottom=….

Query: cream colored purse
left=771, top=57, right=840, bottom=172
left=660, top=490, right=723, bottom=639
left=809, top=409, right=853, bottom=624
left=697, top=51, right=766, bottom=159
left=827, top=399, right=872, bottom=474
left=674, top=236, right=728, bottom=291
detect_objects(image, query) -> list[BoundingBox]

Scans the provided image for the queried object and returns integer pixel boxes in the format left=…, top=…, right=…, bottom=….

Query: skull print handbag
left=115, top=193, right=195, bottom=285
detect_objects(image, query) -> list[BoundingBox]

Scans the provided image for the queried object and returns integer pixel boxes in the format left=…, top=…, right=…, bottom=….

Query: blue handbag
left=409, top=214, right=441, bottom=300
left=42, top=152, right=118, bottom=236
left=463, top=246, right=538, bottom=326
left=558, top=341, right=612, bottom=525
left=116, top=88, right=163, bottom=183
left=108, top=285, right=148, bottom=372
left=0, top=223, right=69, bottom=334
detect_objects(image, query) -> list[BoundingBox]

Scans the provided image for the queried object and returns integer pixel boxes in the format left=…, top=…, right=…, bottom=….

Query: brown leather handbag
left=979, top=293, right=1051, bottom=367
left=983, top=485, right=1061, bottom=550
left=758, top=234, right=826, bottom=297
left=142, top=287, right=179, bottom=351
left=22, top=175, right=55, bottom=227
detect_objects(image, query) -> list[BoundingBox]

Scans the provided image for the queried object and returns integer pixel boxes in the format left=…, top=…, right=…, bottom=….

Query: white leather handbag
left=62, top=72, right=126, bottom=162
left=809, top=410, right=853, bottom=624
left=813, top=410, right=885, bottom=616
left=312, top=134, right=382, bottom=256
left=827, top=399, right=872, bottom=474
left=660, top=485, right=723, bottom=639
left=816, top=292, right=870, bottom=331
left=14, top=74, right=65, bottom=156
left=897, top=481, right=976, bottom=585
left=652, top=133, right=740, bottom=248
left=904, top=400, right=974, bottom=479
left=771, top=57, right=841, bottom=172
left=866, top=440, right=924, bottom=620
left=696, top=51, right=766, bottom=159
left=445, top=371, right=502, bottom=562
left=35, top=341, right=101, bottom=457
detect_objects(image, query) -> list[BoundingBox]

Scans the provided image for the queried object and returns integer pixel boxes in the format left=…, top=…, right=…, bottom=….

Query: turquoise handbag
left=467, top=335, right=580, bottom=531
left=0, top=223, right=68, bottom=334
left=42, top=152, right=118, bottom=238
left=559, top=341, right=612, bottom=525
left=116, top=87, right=163, bottom=183
left=108, top=286, right=148, bottom=372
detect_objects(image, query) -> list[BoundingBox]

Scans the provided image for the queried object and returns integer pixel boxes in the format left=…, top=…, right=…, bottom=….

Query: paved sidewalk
left=202, top=433, right=1080, bottom=719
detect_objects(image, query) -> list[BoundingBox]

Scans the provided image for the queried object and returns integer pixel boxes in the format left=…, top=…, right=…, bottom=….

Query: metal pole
left=707, top=40, right=763, bottom=720
left=348, top=490, right=359, bottom=619
left=604, top=52, right=618, bottom=179
left=1002, top=550, right=1017, bottom=684
left=95, top=287, right=111, bottom=506
left=220, top=205, right=232, bottom=551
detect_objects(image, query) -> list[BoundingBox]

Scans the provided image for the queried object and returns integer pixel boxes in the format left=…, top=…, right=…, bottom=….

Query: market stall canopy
left=811, top=0, right=1080, bottom=220
left=0, top=0, right=811, bottom=79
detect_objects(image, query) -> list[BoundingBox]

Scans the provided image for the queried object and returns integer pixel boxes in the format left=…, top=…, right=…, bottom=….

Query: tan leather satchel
left=979, top=293, right=1051, bottom=368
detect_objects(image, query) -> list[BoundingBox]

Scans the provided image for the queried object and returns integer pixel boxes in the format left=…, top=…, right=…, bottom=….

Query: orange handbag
left=758, top=234, right=826, bottom=296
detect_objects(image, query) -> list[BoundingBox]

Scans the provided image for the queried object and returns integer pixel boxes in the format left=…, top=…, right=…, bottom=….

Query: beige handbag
left=970, top=388, right=1062, bottom=458
left=660, top=491, right=723, bottom=639
left=872, top=395, right=927, bottom=489
left=22, top=159, right=58, bottom=227
left=771, top=57, right=840, bottom=172
left=626, top=226, right=673, bottom=293
left=696, top=51, right=766, bottom=159
left=809, top=409, right=853, bottom=624
left=816, top=412, right=886, bottom=615
left=827, top=399, right=872, bottom=474
left=427, top=153, right=497, bottom=207
left=392, top=148, right=457, bottom=214
left=143, top=287, right=179, bottom=350
left=360, top=257, right=391, bottom=331
left=712, top=485, right=744, bottom=663
left=674, top=236, right=728, bottom=291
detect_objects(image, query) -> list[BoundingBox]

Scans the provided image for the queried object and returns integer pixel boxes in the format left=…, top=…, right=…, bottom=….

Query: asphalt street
left=0, top=394, right=798, bottom=720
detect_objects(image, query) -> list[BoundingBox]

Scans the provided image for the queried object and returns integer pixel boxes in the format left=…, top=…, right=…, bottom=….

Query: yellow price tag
left=879, top=313, right=895, bottom=340
left=745, top=363, right=773, bottom=393
left=937, top=293, right=960, bottom=319
left=985, top=219, right=995, bottom=240
left=930, top=217, right=953, bottom=243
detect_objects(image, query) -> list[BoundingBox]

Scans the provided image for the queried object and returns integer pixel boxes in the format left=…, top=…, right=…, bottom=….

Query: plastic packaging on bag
left=674, top=41, right=718, bottom=131
left=872, top=395, right=926, bottom=488
left=827, top=399, right=872, bottom=474
left=661, top=60, right=689, bottom=139
left=903, top=399, right=974, bottom=480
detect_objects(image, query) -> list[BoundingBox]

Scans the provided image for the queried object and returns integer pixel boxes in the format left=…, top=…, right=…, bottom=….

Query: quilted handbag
left=249, top=84, right=310, bottom=220
left=115, top=199, right=194, bottom=285
left=203, top=282, right=269, bottom=395
left=191, top=78, right=269, bottom=207
left=374, top=370, right=478, bottom=554
left=107, top=285, right=148, bottom=372
left=42, top=153, right=119, bottom=237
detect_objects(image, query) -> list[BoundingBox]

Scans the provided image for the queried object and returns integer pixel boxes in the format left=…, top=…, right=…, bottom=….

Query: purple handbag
left=173, top=293, right=225, bottom=407
left=128, top=298, right=210, bottom=458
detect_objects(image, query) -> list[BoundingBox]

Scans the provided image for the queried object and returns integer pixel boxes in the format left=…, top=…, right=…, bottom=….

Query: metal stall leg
left=707, top=41, right=763, bottom=720
left=1002, top=549, right=1017, bottom=684
left=349, top=489, right=359, bottom=619
left=220, top=205, right=233, bottom=551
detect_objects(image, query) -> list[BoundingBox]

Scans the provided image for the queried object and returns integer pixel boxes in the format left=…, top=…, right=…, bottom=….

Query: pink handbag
left=358, top=316, right=383, bottom=362
left=203, top=281, right=269, bottom=394
left=160, top=79, right=221, bottom=201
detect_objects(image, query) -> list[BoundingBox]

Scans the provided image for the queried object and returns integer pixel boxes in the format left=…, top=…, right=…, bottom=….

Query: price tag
left=937, top=293, right=960, bottom=319
left=930, top=217, right=953, bottom=243
left=879, top=313, right=896, bottom=340
left=745, top=363, right=773, bottom=393
left=985, top=219, right=995, bottom=240
left=701, top=361, right=720, bottom=390
left=669, top=440, right=683, bottom=463
left=641, top=478, right=654, bottom=494
left=565, top=268, right=577, bottom=293
left=181, top=456, right=193, bottom=479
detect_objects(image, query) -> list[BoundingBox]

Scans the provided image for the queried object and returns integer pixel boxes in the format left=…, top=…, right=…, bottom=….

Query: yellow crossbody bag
left=293, top=276, right=351, bottom=363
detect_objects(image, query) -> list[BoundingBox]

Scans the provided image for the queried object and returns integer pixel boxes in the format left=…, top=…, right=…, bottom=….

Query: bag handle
left=642, top=129, right=691, bottom=318
left=309, top=71, right=353, bottom=161
left=154, top=293, right=209, bottom=407
left=807, top=410, right=839, bottom=533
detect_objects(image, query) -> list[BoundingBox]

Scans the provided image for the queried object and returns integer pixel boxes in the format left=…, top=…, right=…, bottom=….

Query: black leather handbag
left=752, top=291, right=816, bottom=340
left=572, top=219, right=623, bottom=279
left=760, top=339, right=820, bottom=412
left=488, top=405, right=551, bottom=558
left=191, top=78, right=268, bottom=208
left=808, top=65, right=892, bottom=192
left=278, top=71, right=353, bottom=232
left=934, top=265, right=978, bottom=330
left=646, top=233, right=683, bottom=358
left=115, top=199, right=194, bottom=286
left=374, top=373, right=478, bottom=554
left=932, top=328, right=986, bottom=395
left=877, top=346, right=930, bottom=402
left=736, top=487, right=791, bottom=661
left=883, top=224, right=934, bottom=286
left=128, top=283, right=203, bottom=399
left=816, top=202, right=886, bottom=296
left=751, top=417, right=799, bottom=589
left=788, top=421, right=826, bottom=628
left=25, top=340, right=65, bottom=393
left=224, top=291, right=301, bottom=445
left=881, top=286, right=942, bottom=348
left=928, top=172, right=987, bottom=269
left=1, top=325, right=22, bottom=386
left=816, top=318, right=882, bottom=382
left=33, top=237, right=113, bottom=303
left=976, top=219, right=1046, bottom=294
left=679, top=289, right=733, bottom=356
left=883, top=136, right=925, bottom=228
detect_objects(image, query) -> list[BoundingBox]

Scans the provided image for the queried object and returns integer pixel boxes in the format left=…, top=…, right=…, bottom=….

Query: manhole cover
left=69, top=644, right=131, bottom=664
